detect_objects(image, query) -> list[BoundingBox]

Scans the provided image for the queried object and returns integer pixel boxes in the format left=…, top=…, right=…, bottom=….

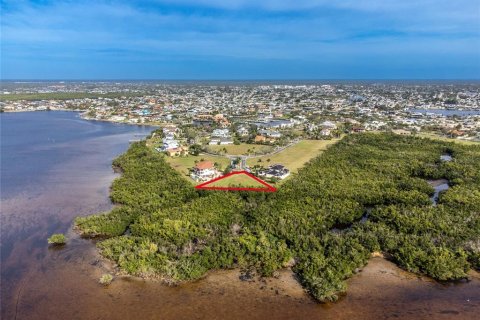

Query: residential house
left=209, top=137, right=234, bottom=145
left=351, top=126, right=365, bottom=133
left=259, top=129, right=282, bottom=138
left=254, top=119, right=294, bottom=129
left=254, top=135, right=276, bottom=144
left=191, top=160, right=220, bottom=182
left=236, top=126, right=249, bottom=137
left=320, top=121, right=337, bottom=129
left=259, top=164, right=290, bottom=180
left=212, top=128, right=230, bottom=138
left=392, top=129, right=411, bottom=135
left=166, top=146, right=187, bottom=157
left=320, top=128, right=331, bottom=136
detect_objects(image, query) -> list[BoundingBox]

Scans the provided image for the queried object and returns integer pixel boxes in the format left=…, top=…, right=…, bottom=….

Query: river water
left=1, top=111, right=479, bottom=320
left=410, top=109, right=480, bottom=117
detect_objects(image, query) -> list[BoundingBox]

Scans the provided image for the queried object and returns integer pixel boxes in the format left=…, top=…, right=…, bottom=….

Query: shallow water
left=428, top=179, right=450, bottom=205
left=411, top=109, right=480, bottom=117
left=1, top=111, right=479, bottom=320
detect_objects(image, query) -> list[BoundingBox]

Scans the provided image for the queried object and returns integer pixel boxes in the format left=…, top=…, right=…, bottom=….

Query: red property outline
left=195, top=171, right=277, bottom=192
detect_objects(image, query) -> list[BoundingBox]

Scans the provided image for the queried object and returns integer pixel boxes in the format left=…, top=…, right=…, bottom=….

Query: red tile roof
left=195, top=160, right=214, bottom=170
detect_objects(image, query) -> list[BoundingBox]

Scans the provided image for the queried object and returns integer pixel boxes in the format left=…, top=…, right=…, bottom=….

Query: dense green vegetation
left=47, top=233, right=66, bottom=245
left=75, top=133, right=480, bottom=302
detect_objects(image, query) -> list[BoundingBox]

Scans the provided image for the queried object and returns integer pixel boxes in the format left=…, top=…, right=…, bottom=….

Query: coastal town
left=2, top=82, right=479, bottom=138
left=2, top=81, right=480, bottom=184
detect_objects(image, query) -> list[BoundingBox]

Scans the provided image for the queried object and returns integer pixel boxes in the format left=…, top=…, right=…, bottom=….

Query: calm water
left=1, top=111, right=479, bottom=320
left=411, top=109, right=480, bottom=117
left=1, top=111, right=153, bottom=318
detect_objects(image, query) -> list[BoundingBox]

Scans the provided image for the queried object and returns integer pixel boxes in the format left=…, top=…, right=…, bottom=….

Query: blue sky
left=1, top=0, right=479, bottom=79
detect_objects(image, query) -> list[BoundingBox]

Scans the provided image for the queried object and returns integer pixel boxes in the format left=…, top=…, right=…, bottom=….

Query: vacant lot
left=207, top=143, right=273, bottom=155
left=247, top=139, right=340, bottom=175
left=205, top=173, right=267, bottom=188
left=417, top=132, right=479, bottom=145
left=164, top=139, right=339, bottom=185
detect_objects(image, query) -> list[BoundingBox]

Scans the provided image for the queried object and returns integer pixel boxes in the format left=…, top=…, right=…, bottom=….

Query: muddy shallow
left=1, top=112, right=479, bottom=320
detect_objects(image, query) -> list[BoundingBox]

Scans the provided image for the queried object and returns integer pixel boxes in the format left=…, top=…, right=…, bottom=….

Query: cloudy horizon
left=1, top=0, right=479, bottom=79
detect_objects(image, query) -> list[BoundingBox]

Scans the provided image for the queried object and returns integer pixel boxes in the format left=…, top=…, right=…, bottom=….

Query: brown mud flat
left=4, top=239, right=480, bottom=320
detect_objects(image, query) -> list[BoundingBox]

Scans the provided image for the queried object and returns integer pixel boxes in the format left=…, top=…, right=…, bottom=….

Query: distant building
left=392, top=129, right=411, bottom=135
left=209, top=137, right=234, bottom=145
left=212, top=128, right=230, bottom=138
left=320, top=121, right=337, bottom=129
left=259, top=129, right=282, bottom=138
left=254, top=119, right=294, bottom=129
left=166, top=146, right=187, bottom=157
left=160, top=139, right=179, bottom=151
left=320, top=128, right=331, bottom=136
left=351, top=126, right=365, bottom=133
left=193, top=119, right=214, bottom=127
left=236, top=126, right=249, bottom=137
left=254, top=135, right=276, bottom=144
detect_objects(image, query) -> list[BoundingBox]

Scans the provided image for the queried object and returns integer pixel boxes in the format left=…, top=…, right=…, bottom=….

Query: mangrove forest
left=75, top=133, right=480, bottom=302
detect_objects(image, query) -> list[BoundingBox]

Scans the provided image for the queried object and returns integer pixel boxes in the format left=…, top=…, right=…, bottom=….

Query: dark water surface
left=1, top=111, right=479, bottom=320
left=410, top=109, right=480, bottom=117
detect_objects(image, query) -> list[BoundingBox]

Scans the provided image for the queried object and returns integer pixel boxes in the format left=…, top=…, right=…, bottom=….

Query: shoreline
left=2, top=112, right=479, bottom=319
left=1, top=108, right=161, bottom=127
left=93, top=245, right=480, bottom=293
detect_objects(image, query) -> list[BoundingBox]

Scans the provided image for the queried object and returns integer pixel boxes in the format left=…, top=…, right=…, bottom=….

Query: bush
left=47, top=233, right=66, bottom=245
left=99, top=273, right=114, bottom=285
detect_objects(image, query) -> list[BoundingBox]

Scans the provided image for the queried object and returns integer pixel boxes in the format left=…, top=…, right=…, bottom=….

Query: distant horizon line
left=2, top=79, right=480, bottom=82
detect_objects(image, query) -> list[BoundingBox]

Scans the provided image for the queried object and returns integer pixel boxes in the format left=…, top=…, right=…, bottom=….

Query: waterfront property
left=190, top=160, right=220, bottom=182
left=75, top=133, right=480, bottom=305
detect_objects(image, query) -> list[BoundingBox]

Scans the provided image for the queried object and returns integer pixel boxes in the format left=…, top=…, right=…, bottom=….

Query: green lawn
left=206, top=143, right=273, bottom=155
left=206, top=172, right=266, bottom=188
left=247, top=139, right=340, bottom=176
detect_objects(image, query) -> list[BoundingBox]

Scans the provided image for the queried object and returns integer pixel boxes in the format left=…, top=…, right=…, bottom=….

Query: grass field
left=247, top=139, right=340, bottom=176
left=205, top=173, right=267, bottom=188
left=206, top=143, right=273, bottom=155
left=165, top=139, right=339, bottom=185
left=417, top=132, right=480, bottom=145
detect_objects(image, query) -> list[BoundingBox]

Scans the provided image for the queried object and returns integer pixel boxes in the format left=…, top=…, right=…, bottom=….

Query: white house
left=321, top=121, right=337, bottom=129
left=160, top=139, right=179, bottom=151
left=259, top=164, right=290, bottom=180
left=209, top=137, right=234, bottom=145
left=190, top=161, right=220, bottom=181
left=259, top=129, right=282, bottom=138
left=236, top=126, right=249, bottom=136
left=212, top=128, right=230, bottom=138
